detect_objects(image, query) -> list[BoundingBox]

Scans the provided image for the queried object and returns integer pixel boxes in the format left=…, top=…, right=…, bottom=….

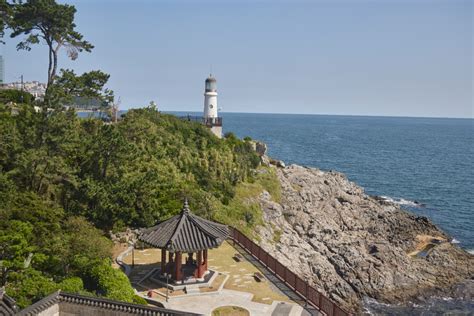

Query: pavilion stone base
left=148, top=268, right=218, bottom=291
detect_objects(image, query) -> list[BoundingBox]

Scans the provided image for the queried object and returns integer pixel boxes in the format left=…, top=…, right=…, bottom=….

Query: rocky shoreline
left=254, top=162, right=473, bottom=313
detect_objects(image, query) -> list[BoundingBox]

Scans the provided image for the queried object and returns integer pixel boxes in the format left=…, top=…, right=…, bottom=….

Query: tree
left=0, top=221, right=34, bottom=286
left=85, top=259, right=146, bottom=305
left=0, top=0, right=11, bottom=43
left=0, top=89, right=34, bottom=104
left=49, top=69, right=114, bottom=107
left=9, top=0, right=93, bottom=89
left=6, top=269, right=58, bottom=308
left=61, top=217, right=112, bottom=275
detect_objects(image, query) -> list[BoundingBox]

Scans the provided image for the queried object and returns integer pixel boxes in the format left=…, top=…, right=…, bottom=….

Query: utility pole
left=112, top=97, right=121, bottom=123
left=20, top=75, right=24, bottom=103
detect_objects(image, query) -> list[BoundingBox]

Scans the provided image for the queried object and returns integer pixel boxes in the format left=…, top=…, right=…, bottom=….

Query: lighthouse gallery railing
left=179, top=115, right=222, bottom=127
left=228, top=227, right=351, bottom=316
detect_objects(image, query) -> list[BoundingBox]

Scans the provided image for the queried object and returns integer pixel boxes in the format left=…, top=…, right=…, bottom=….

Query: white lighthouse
left=203, top=74, right=222, bottom=138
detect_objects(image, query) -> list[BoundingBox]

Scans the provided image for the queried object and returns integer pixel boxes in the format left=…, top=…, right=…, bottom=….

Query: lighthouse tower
left=203, top=74, right=222, bottom=138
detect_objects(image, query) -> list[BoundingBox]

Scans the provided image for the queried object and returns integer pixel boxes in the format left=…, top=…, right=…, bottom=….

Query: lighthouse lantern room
left=203, top=75, right=222, bottom=138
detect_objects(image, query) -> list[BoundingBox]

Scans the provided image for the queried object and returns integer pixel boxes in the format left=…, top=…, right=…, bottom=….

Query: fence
left=228, top=227, right=351, bottom=316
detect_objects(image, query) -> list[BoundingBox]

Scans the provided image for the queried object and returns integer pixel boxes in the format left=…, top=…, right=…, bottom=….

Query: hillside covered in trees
left=0, top=103, right=271, bottom=307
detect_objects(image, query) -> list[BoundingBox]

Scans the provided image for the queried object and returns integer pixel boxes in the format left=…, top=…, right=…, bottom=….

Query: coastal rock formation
left=256, top=164, right=473, bottom=312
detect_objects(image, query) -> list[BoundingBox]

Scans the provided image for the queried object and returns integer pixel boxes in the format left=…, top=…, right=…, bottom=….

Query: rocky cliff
left=255, top=164, right=473, bottom=312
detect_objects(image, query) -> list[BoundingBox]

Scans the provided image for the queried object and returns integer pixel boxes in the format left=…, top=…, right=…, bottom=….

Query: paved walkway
left=162, top=289, right=305, bottom=316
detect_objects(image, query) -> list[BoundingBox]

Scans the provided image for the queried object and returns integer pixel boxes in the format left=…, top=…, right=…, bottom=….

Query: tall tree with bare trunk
left=9, top=0, right=93, bottom=92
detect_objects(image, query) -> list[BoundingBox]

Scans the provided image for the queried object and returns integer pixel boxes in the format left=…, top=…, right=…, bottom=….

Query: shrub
left=0, top=89, right=34, bottom=104
left=85, top=259, right=144, bottom=304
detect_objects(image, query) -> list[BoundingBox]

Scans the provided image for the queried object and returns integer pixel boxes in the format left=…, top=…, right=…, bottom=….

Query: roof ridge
left=188, top=213, right=223, bottom=240
left=142, top=213, right=180, bottom=233
left=167, top=210, right=188, bottom=250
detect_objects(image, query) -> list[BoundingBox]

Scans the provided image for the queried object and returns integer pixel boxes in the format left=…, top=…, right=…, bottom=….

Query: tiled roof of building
left=17, top=291, right=198, bottom=316
left=139, top=200, right=229, bottom=253
left=0, top=287, right=19, bottom=316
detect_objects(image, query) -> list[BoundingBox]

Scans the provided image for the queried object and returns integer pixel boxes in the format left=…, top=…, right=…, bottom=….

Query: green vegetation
left=85, top=259, right=147, bottom=305
left=215, top=167, right=281, bottom=238
left=255, top=167, right=281, bottom=203
left=49, top=69, right=115, bottom=107
left=273, top=228, right=283, bottom=243
left=0, top=89, right=35, bottom=105
left=0, top=103, right=260, bottom=229
left=0, top=1, right=11, bottom=43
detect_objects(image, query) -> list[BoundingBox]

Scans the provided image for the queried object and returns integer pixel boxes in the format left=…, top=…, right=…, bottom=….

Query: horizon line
left=149, top=108, right=474, bottom=120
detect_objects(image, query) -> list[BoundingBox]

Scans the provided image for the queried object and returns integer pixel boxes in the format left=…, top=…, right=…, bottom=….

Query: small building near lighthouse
left=203, top=74, right=222, bottom=138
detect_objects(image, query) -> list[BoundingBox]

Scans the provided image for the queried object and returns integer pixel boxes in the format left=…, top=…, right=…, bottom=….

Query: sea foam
left=380, top=196, right=421, bottom=207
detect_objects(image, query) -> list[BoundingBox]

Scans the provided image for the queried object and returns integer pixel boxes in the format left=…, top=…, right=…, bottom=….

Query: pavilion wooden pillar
left=160, top=248, right=166, bottom=274
left=174, top=252, right=182, bottom=281
left=203, top=249, right=208, bottom=272
left=166, top=252, right=173, bottom=275
left=196, top=250, right=203, bottom=278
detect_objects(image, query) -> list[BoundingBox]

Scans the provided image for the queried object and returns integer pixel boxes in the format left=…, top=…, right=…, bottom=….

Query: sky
left=1, top=0, right=473, bottom=118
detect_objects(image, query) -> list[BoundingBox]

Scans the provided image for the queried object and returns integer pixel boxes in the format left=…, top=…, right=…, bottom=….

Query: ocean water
left=217, top=113, right=473, bottom=251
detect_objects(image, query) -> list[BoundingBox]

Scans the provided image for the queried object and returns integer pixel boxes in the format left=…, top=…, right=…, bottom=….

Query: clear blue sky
left=1, top=0, right=473, bottom=118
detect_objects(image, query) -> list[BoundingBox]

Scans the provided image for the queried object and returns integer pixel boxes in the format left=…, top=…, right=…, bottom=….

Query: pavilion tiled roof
left=0, top=287, right=19, bottom=316
left=139, top=200, right=229, bottom=253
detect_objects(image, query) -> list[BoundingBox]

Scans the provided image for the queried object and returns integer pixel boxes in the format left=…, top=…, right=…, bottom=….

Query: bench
left=233, top=253, right=244, bottom=262
left=254, top=272, right=265, bottom=282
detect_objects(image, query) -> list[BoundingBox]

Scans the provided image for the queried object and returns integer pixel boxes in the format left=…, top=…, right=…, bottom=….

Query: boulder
left=255, top=141, right=267, bottom=156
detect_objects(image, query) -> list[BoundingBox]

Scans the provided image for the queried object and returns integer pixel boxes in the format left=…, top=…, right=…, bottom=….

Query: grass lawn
left=208, top=241, right=292, bottom=304
left=212, top=306, right=249, bottom=316
left=121, top=240, right=293, bottom=305
left=122, top=247, right=162, bottom=266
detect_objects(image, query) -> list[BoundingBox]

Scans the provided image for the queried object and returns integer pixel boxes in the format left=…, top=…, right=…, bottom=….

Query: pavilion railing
left=228, top=227, right=352, bottom=316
